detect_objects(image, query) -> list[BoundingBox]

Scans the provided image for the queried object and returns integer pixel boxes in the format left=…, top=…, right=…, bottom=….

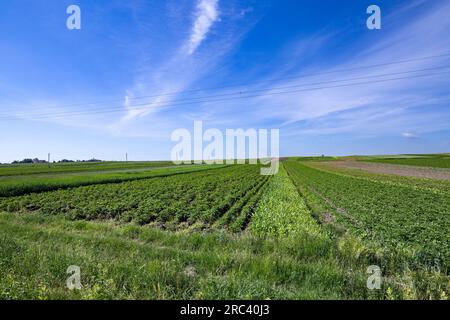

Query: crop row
left=0, top=164, right=223, bottom=198
left=307, top=161, right=450, bottom=194
left=250, top=164, right=326, bottom=239
left=283, top=161, right=450, bottom=270
left=0, top=161, right=175, bottom=177
left=0, top=165, right=268, bottom=229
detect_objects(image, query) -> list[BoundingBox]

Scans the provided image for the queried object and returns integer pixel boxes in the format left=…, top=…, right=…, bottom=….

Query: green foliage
left=0, top=161, right=174, bottom=177
left=250, top=164, right=326, bottom=239
left=1, top=160, right=448, bottom=300
left=291, top=156, right=339, bottom=162
left=284, top=160, right=450, bottom=271
left=363, top=156, right=450, bottom=168
left=0, top=164, right=223, bottom=197
left=0, top=165, right=267, bottom=230
left=0, top=213, right=374, bottom=300
left=308, top=161, right=450, bottom=193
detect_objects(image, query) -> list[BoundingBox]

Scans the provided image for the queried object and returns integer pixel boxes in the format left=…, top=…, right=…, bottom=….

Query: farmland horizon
left=2, top=152, right=450, bottom=165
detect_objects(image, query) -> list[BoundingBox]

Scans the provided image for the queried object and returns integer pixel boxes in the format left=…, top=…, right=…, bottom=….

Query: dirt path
left=326, top=161, right=450, bottom=180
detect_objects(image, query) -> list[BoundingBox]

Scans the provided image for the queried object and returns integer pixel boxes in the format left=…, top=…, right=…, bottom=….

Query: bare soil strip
left=327, top=161, right=450, bottom=180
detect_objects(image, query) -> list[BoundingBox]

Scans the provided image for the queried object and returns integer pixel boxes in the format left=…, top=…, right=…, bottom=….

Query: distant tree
left=11, top=159, right=34, bottom=164
left=59, top=159, right=74, bottom=163
left=32, top=158, right=47, bottom=164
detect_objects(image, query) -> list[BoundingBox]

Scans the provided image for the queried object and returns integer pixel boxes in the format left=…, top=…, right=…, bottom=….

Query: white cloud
left=186, top=0, right=220, bottom=55
left=402, top=132, right=419, bottom=139
left=116, top=0, right=222, bottom=124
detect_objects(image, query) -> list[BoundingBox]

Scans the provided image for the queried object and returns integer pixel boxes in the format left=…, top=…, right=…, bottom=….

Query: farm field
left=0, top=161, right=174, bottom=176
left=0, top=165, right=267, bottom=229
left=307, top=161, right=450, bottom=193
left=284, top=160, right=450, bottom=268
left=361, top=154, right=450, bottom=169
left=0, top=159, right=448, bottom=300
left=0, top=163, right=223, bottom=198
left=323, top=160, right=450, bottom=180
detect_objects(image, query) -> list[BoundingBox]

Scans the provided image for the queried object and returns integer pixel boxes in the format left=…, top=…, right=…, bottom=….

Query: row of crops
left=307, top=161, right=450, bottom=194
left=250, top=165, right=326, bottom=239
left=0, top=161, right=175, bottom=177
left=0, top=164, right=223, bottom=198
left=0, top=165, right=268, bottom=229
left=284, top=160, right=450, bottom=270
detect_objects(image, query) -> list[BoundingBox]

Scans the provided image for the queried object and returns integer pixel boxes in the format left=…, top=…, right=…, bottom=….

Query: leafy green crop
left=0, top=164, right=223, bottom=197
left=363, top=157, right=450, bottom=168
left=250, top=164, right=326, bottom=239
left=0, top=161, right=175, bottom=177
left=284, top=160, right=450, bottom=271
left=0, top=165, right=267, bottom=230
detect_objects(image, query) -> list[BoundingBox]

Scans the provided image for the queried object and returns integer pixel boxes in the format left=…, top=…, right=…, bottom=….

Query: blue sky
left=1, top=0, right=450, bottom=162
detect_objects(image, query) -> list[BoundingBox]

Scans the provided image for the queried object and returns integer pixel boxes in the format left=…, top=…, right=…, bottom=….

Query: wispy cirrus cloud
left=116, top=0, right=221, bottom=124
left=186, top=0, right=220, bottom=55
left=111, top=0, right=260, bottom=136
left=226, top=0, right=450, bottom=138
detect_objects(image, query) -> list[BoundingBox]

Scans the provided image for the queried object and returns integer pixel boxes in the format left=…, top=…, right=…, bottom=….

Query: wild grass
left=0, top=211, right=399, bottom=300
left=9, top=209, right=436, bottom=299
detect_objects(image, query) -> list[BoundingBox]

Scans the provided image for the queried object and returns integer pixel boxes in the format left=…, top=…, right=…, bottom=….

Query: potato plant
left=0, top=165, right=267, bottom=230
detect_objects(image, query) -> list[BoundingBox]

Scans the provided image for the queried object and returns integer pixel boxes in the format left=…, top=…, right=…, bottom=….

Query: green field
left=284, top=160, right=449, bottom=268
left=0, top=160, right=448, bottom=300
left=0, top=161, right=175, bottom=176
left=0, top=163, right=222, bottom=198
left=360, top=154, right=450, bottom=168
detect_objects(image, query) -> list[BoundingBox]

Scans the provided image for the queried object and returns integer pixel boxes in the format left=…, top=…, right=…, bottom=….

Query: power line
left=7, top=64, right=450, bottom=119
left=4, top=69, right=450, bottom=120
left=2, top=69, right=449, bottom=121
left=2, top=52, right=450, bottom=114
left=3, top=65, right=450, bottom=119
